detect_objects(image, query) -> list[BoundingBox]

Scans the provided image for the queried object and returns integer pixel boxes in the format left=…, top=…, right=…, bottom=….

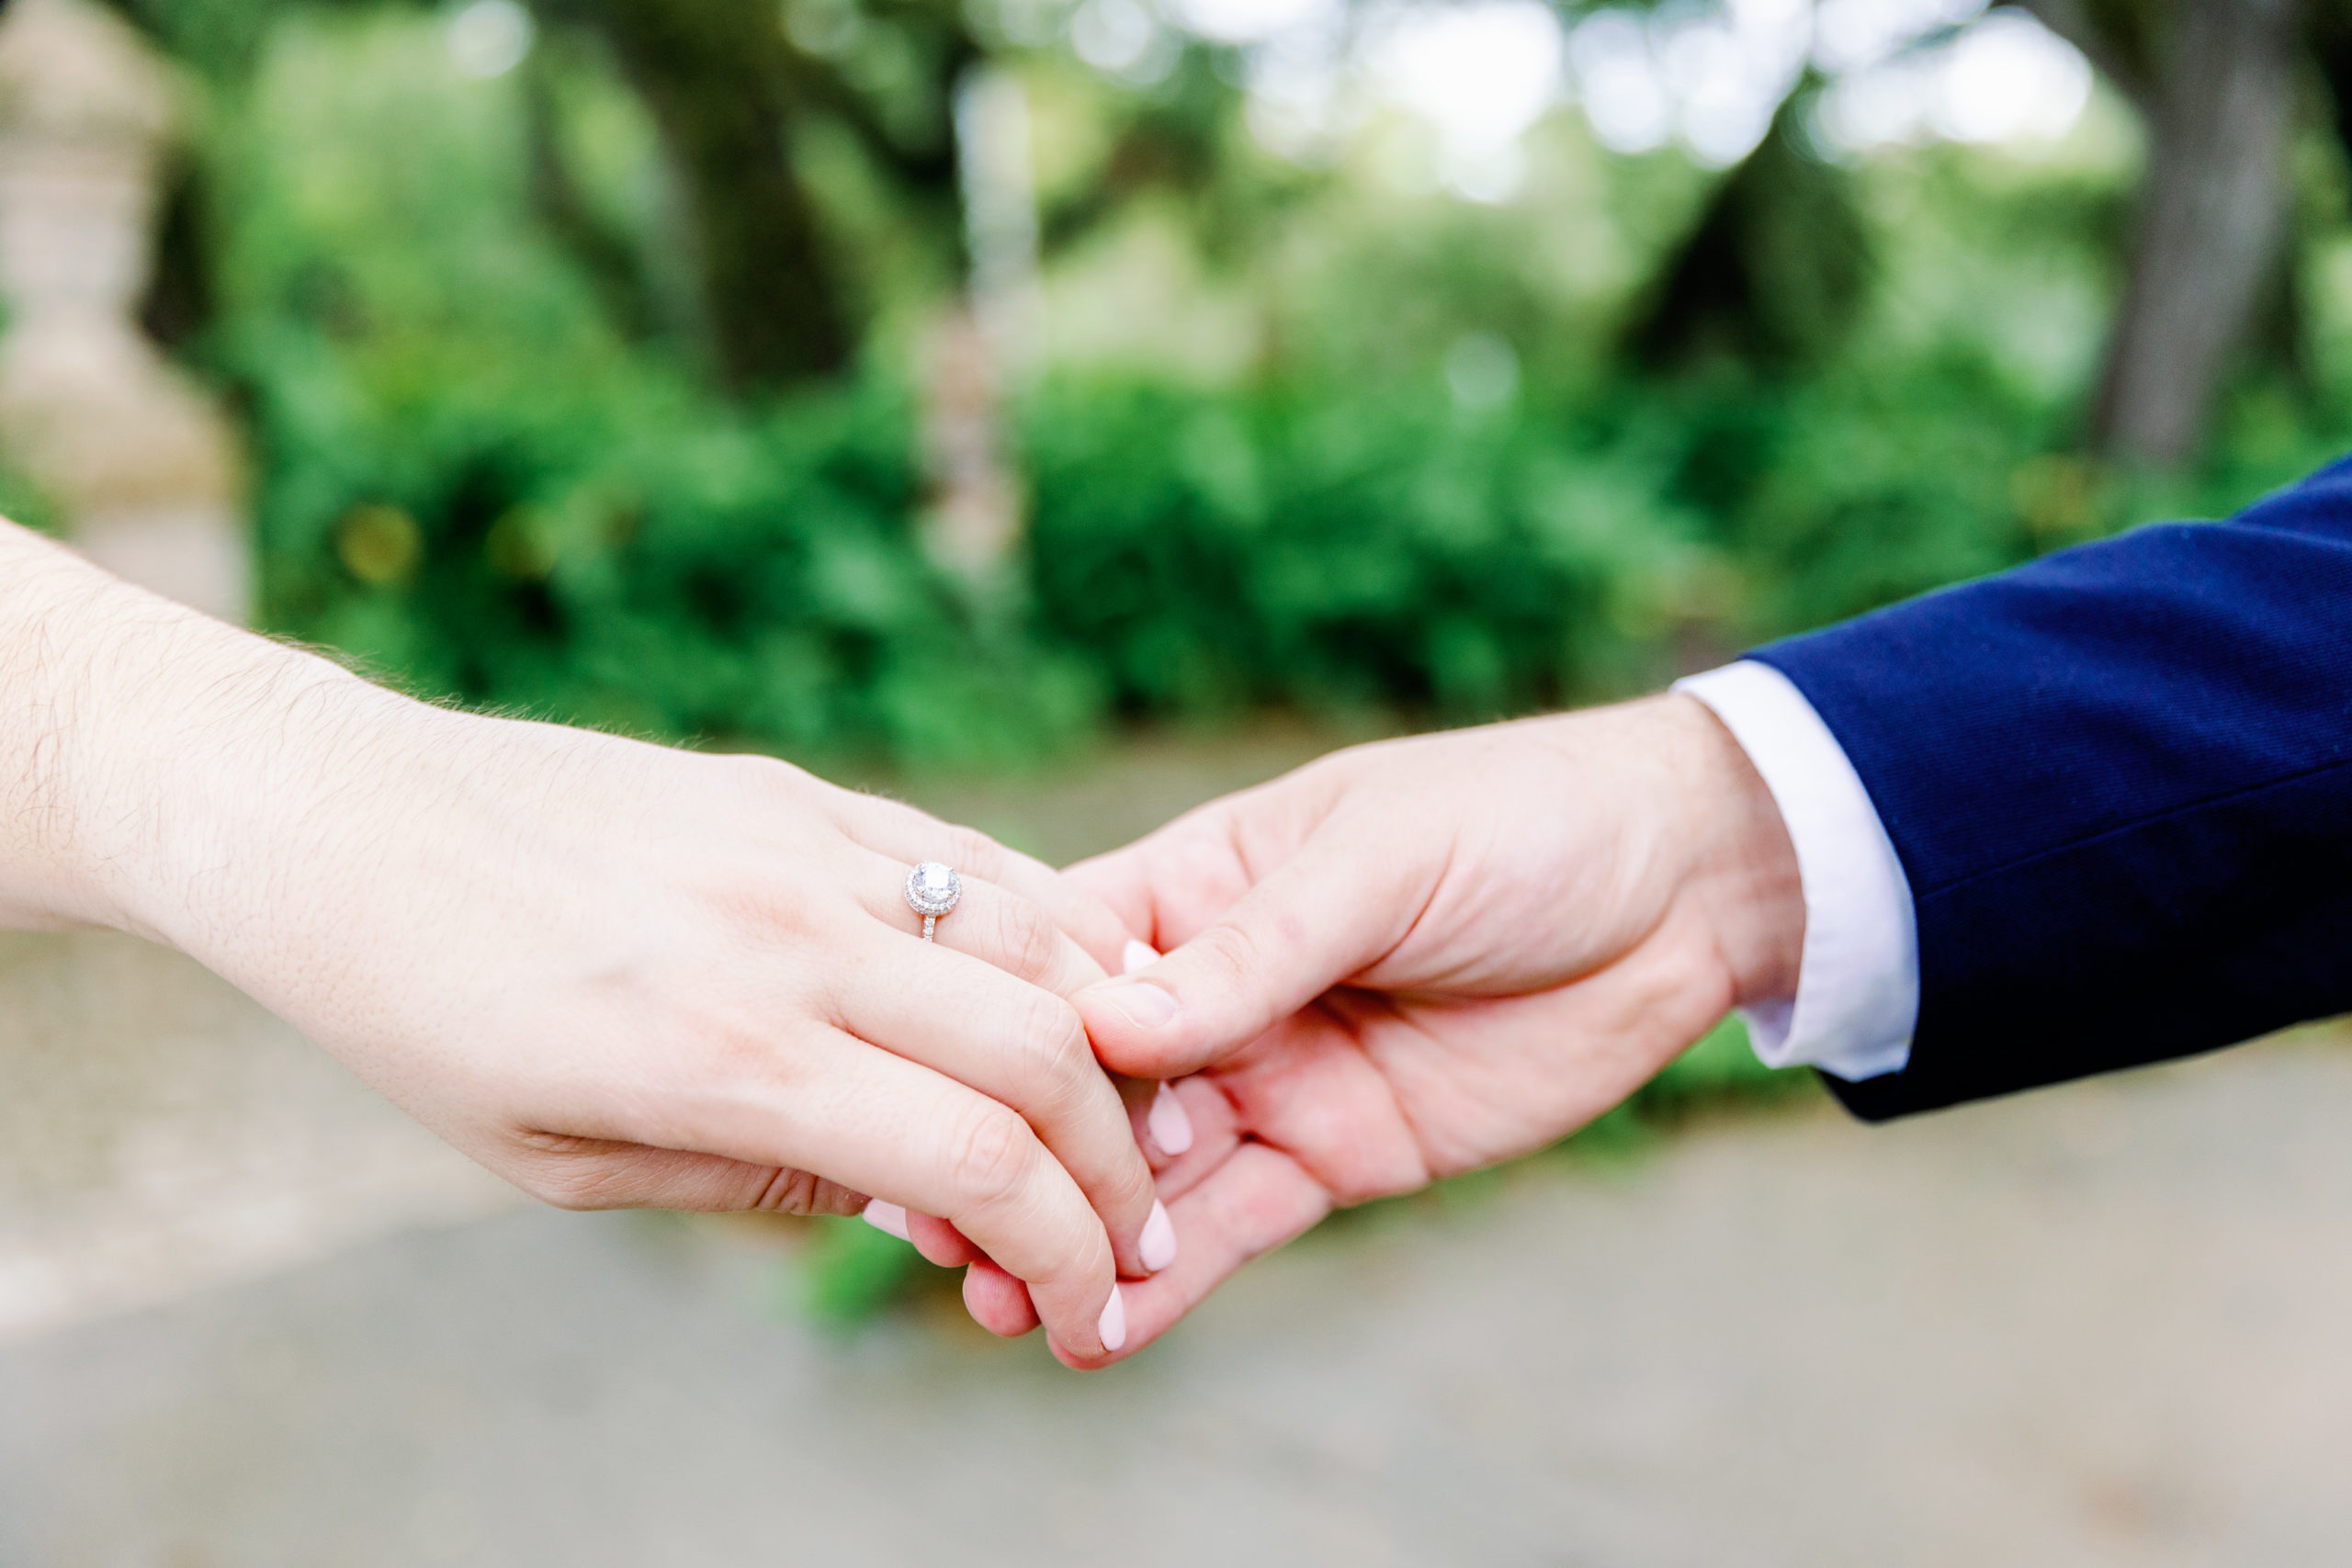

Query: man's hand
left=0, top=523, right=1156, bottom=1359
left=963, top=698, right=1805, bottom=1363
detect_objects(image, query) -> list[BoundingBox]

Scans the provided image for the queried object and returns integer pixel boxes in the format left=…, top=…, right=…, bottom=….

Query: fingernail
left=1098, top=1285, right=1127, bottom=1353
left=1148, top=1082, right=1194, bottom=1156
left=1122, top=938, right=1159, bottom=976
left=1096, top=980, right=1178, bottom=1030
left=1140, top=1200, right=1177, bottom=1273
left=862, top=1201, right=910, bottom=1241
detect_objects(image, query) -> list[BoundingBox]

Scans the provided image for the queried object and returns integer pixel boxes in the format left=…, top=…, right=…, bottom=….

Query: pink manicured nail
left=862, top=1201, right=910, bottom=1241
left=1148, top=1082, right=1194, bottom=1156
left=1098, top=1285, right=1127, bottom=1353
left=1122, top=938, right=1159, bottom=976
left=1097, top=980, right=1178, bottom=1030
left=1140, top=1200, right=1177, bottom=1272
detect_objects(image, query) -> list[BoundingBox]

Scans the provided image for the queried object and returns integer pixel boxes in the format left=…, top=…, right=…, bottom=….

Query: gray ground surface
left=6, top=1043, right=2352, bottom=1566
left=5, top=728, right=2350, bottom=1564
left=0, top=932, right=513, bottom=1339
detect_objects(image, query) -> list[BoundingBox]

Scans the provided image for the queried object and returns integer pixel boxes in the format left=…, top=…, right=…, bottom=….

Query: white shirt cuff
left=1673, top=660, right=1917, bottom=1083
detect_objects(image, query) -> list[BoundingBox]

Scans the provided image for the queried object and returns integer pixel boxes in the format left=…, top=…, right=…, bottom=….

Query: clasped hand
left=0, top=525, right=1804, bottom=1368
left=921, top=698, right=1804, bottom=1365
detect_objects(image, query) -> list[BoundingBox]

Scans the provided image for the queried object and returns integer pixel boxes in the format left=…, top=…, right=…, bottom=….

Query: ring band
left=903, top=862, right=963, bottom=942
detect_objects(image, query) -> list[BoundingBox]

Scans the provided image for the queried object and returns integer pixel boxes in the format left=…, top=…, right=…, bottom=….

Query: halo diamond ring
left=904, top=862, right=963, bottom=942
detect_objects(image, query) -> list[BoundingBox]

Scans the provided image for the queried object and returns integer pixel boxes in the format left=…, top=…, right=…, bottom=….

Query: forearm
left=0, top=519, right=391, bottom=945
left=1756, top=479, right=2352, bottom=1116
left=0, top=525, right=101, bottom=926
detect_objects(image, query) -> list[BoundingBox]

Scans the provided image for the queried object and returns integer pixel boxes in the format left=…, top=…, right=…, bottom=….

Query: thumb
left=1073, top=821, right=1421, bottom=1077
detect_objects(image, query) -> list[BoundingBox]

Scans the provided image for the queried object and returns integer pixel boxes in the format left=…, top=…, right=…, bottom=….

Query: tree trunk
left=2090, top=0, right=2301, bottom=467
left=537, top=0, right=855, bottom=389
left=1623, top=86, right=1871, bottom=375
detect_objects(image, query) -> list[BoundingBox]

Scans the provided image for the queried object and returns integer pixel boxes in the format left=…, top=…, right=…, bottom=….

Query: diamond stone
left=905, top=861, right=962, bottom=916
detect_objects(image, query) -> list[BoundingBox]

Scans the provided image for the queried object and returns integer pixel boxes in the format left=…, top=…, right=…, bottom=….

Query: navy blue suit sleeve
left=1749, top=455, right=2352, bottom=1121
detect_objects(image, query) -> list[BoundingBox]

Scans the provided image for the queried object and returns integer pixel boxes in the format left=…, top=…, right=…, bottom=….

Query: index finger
left=1062, top=795, right=1271, bottom=953
left=682, top=1031, right=1130, bottom=1359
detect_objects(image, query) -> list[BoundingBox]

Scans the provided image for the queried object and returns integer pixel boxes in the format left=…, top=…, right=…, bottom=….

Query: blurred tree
left=1621, top=0, right=2315, bottom=468
left=519, top=42, right=664, bottom=343
left=105, top=0, right=987, bottom=390
left=138, top=148, right=218, bottom=353
left=525, top=0, right=1009, bottom=386
left=2017, top=0, right=2303, bottom=467
left=531, top=0, right=859, bottom=385
left=1599, top=0, right=2323, bottom=468
left=1035, top=53, right=1230, bottom=257
left=1622, top=85, right=1871, bottom=374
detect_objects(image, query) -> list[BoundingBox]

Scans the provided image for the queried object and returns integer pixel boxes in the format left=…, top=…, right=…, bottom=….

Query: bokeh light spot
left=337, top=505, right=424, bottom=587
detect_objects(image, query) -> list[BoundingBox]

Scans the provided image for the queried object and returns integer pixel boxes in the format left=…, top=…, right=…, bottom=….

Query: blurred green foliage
left=139, top=6, right=2352, bottom=777
left=204, top=12, right=1083, bottom=762
left=0, top=464, right=61, bottom=536
left=1023, top=374, right=1699, bottom=719
left=800, top=1213, right=925, bottom=1328
left=1631, top=1011, right=1804, bottom=1117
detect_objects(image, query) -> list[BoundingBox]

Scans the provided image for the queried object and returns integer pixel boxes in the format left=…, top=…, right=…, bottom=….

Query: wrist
left=1657, top=693, right=1805, bottom=1008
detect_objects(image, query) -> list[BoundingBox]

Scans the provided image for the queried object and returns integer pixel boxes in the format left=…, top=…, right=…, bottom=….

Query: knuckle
left=944, top=823, right=1009, bottom=882
left=752, top=1167, right=829, bottom=1214
left=803, top=1180, right=874, bottom=1218
left=854, top=793, right=928, bottom=841
left=699, top=1021, right=823, bottom=1100
left=1008, top=994, right=1098, bottom=1110
left=727, top=750, right=814, bottom=801
left=1019, top=1215, right=1113, bottom=1298
left=1063, top=1230, right=1117, bottom=1294
left=1190, top=919, right=1268, bottom=987
left=947, top=1105, right=1041, bottom=1212
left=990, top=896, right=1063, bottom=983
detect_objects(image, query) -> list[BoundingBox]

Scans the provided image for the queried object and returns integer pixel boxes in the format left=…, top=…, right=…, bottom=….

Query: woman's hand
left=0, top=525, right=1156, bottom=1359
left=960, top=699, right=1804, bottom=1361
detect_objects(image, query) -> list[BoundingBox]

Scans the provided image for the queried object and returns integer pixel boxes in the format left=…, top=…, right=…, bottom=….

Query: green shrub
left=253, top=357, right=1096, bottom=765
left=252, top=356, right=1741, bottom=767
left=799, top=1214, right=922, bottom=1329
left=1023, top=374, right=1704, bottom=724
left=0, top=463, right=60, bottom=536
left=192, top=6, right=2340, bottom=773
left=196, top=9, right=1091, bottom=767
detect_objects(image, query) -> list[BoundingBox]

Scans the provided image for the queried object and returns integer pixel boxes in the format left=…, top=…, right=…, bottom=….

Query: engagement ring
left=904, top=862, right=962, bottom=942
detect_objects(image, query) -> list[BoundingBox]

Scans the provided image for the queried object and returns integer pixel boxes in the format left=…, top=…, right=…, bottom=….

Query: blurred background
left=8, top=0, right=2352, bottom=1560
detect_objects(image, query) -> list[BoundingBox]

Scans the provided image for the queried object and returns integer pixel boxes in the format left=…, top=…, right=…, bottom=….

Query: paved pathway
left=0, top=931, right=511, bottom=1340
left=6, top=1040, right=2352, bottom=1566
